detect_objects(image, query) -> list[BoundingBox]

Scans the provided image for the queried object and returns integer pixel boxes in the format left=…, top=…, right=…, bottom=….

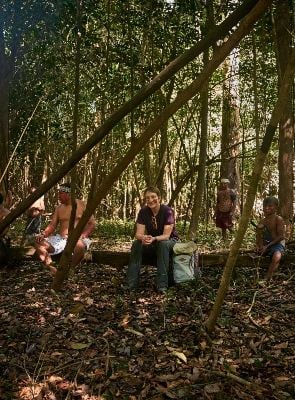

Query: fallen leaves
left=69, top=342, right=90, bottom=350
left=0, top=257, right=294, bottom=399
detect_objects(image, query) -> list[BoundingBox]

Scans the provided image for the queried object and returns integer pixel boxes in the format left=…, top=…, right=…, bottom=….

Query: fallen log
left=3, top=246, right=295, bottom=268
left=91, top=249, right=295, bottom=268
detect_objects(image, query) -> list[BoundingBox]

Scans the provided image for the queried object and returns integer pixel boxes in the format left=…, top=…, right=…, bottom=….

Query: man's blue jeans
left=127, top=239, right=176, bottom=290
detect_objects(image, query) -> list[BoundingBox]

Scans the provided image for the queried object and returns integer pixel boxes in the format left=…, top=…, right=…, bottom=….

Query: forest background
left=0, top=0, right=294, bottom=248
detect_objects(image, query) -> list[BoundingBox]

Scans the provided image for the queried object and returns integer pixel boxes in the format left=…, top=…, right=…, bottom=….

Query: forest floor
left=0, top=239, right=294, bottom=400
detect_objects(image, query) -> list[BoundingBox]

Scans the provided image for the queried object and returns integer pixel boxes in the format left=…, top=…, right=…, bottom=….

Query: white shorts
left=46, top=234, right=91, bottom=256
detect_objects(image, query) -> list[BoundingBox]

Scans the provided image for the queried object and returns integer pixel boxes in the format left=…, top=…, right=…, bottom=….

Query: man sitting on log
left=22, top=185, right=45, bottom=245
left=126, top=186, right=179, bottom=294
left=256, top=196, right=285, bottom=281
left=0, top=192, right=10, bottom=266
left=35, top=183, right=95, bottom=276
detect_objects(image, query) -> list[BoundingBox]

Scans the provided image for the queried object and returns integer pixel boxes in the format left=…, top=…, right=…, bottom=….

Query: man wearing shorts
left=256, top=196, right=285, bottom=280
left=35, top=183, right=95, bottom=275
left=22, top=186, right=46, bottom=245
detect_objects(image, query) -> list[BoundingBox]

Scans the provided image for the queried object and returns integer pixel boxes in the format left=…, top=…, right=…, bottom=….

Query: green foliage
left=1, top=0, right=288, bottom=230
left=96, top=219, right=134, bottom=239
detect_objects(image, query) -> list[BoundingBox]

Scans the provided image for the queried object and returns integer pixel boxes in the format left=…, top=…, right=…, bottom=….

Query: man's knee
left=272, top=251, right=282, bottom=263
left=156, top=240, right=170, bottom=249
left=156, top=240, right=174, bottom=254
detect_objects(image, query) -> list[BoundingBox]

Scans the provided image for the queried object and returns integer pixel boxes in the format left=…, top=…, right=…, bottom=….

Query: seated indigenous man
left=35, top=183, right=95, bottom=276
left=256, top=196, right=285, bottom=280
left=0, top=192, right=10, bottom=265
left=127, top=186, right=179, bottom=294
left=23, top=186, right=45, bottom=244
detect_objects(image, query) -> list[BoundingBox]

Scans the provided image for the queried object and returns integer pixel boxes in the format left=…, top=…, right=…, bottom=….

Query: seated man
left=0, top=192, right=10, bottom=266
left=22, top=186, right=45, bottom=245
left=126, top=186, right=179, bottom=293
left=35, top=183, right=95, bottom=275
left=256, top=196, right=285, bottom=280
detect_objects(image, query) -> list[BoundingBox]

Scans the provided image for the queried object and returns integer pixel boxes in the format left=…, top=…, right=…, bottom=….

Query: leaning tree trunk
left=274, top=0, right=294, bottom=240
left=205, top=47, right=295, bottom=333
left=52, top=0, right=272, bottom=290
left=0, top=0, right=262, bottom=236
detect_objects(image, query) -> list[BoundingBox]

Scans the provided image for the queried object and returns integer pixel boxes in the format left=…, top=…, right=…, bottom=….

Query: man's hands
left=35, top=232, right=46, bottom=243
left=142, top=235, right=157, bottom=245
left=256, top=244, right=268, bottom=255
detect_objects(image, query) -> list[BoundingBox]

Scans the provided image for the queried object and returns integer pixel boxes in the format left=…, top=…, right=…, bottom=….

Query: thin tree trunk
left=188, top=0, right=213, bottom=239
left=69, top=0, right=82, bottom=236
left=52, top=0, right=272, bottom=290
left=252, top=32, right=260, bottom=151
left=220, top=49, right=241, bottom=188
left=0, top=0, right=21, bottom=194
left=205, top=47, right=295, bottom=333
left=274, top=0, right=294, bottom=239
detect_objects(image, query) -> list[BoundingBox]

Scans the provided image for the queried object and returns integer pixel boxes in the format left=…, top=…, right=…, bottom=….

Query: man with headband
left=35, top=183, right=95, bottom=276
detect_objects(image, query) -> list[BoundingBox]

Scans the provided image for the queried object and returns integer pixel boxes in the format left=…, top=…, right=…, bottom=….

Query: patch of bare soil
left=0, top=252, right=294, bottom=399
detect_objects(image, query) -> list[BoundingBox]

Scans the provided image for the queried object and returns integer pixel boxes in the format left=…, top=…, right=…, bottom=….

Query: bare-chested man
left=256, top=196, right=285, bottom=280
left=0, top=192, right=10, bottom=265
left=214, top=178, right=236, bottom=240
left=35, top=183, right=95, bottom=275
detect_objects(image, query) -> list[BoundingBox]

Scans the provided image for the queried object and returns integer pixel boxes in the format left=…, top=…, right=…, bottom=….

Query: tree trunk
left=220, top=49, right=241, bottom=190
left=0, top=14, right=10, bottom=194
left=274, top=0, right=294, bottom=239
left=68, top=0, right=82, bottom=237
left=205, top=46, right=295, bottom=333
left=0, top=0, right=262, bottom=235
left=52, top=0, right=272, bottom=290
left=156, top=80, right=175, bottom=194
left=188, top=0, right=213, bottom=239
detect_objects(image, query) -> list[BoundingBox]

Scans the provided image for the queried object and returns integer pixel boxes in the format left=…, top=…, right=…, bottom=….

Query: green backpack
left=172, top=242, right=201, bottom=284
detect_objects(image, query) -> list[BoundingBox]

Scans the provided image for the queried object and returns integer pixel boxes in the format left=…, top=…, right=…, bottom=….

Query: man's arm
left=256, top=222, right=264, bottom=251
left=81, top=214, right=96, bottom=238
left=154, top=224, right=173, bottom=242
left=135, top=222, right=158, bottom=245
left=135, top=223, right=146, bottom=241
left=214, top=191, right=220, bottom=215
left=271, top=216, right=285, bottom=244
left=42, top=208, right=59, bottom=237
left=230, top=190, right=237, bottom=213
left=135, top=222, right=173, bottom=244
